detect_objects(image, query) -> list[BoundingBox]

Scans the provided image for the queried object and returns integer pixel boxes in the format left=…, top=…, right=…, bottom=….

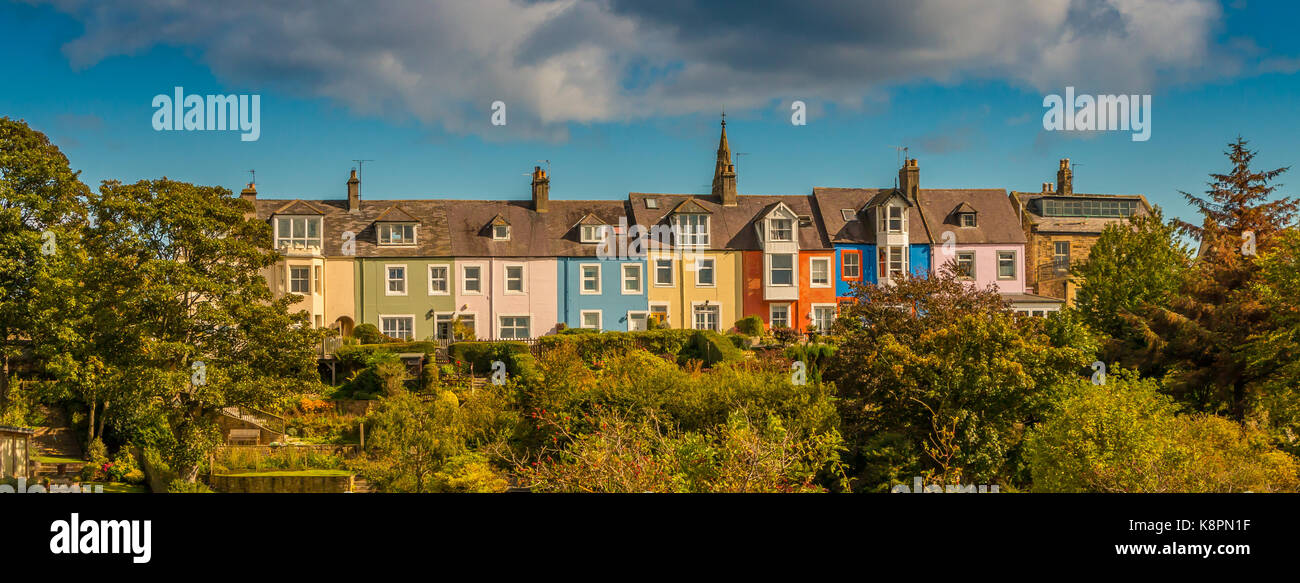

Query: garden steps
left=352, top=477, right=375, bottom=493
left=31, top=406, right=85, bottom=478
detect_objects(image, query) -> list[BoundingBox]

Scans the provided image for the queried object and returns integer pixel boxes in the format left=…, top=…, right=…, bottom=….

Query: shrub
left=681, top=330, right=745, bottom=366
left=353, top=323, right=386, bottom=344
left=449, top=342, right=530, bottom=373
left=735, top=315, right=765, bottom=336
left=772, top=326, right=800, bottom=344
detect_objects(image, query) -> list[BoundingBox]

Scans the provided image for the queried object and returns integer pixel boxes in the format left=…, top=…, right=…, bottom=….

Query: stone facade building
left=1009, top=159, right=1153, bottom=304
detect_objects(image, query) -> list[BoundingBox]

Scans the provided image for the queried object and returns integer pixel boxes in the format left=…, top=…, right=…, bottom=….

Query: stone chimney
left=347, top=169, right=360, bottom=213
left=899, top=158, right=919, bottom=201
left=1042, top=182, right=1054, bottom=193
left=531, top=166, right=550, bottom=213
left=1056, top=158, right=1073, bottom=196
left=240, top=182, right=257, bottom=204
left=711, top=118, right=738, bottom=207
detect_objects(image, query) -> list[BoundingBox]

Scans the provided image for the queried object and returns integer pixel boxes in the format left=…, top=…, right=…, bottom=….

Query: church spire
left=711, top=113, right=738, bottom=206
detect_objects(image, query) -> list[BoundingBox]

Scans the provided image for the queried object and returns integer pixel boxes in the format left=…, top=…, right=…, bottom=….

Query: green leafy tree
left=82, top=178, right=324, bottom=480
left=0, top=118, right=89, bottom=412
left=1239, top=228, right=1300, bottom=450
left=1027, top=371, right=1299, bottom=492
left=358, top=389, right=509, bottom=492
left=827, top=269, right=1098, bottom=489
left=1072, top=207, right=1191, bottom=364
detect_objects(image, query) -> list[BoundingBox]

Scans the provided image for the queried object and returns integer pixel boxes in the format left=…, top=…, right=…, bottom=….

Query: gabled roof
left=865, top=188, right=912, bottom=209
left=573, top=213, right=609, bottom=227
left=545, top=200, right=632, bottom=257
left=255, top=198, right=451, bottom=257
left=811, top=187, right=930, bottom=245
left=488, top=213, right=511, bottom=226
left=951, top=202, right=977, bottom=215
left=271, top=199, right=328, bottom=216
left=373, top=205, right=421, bottom=223
left=670, top=198, right=712, bottom=215
left=627, top=192, right=830, bottom=251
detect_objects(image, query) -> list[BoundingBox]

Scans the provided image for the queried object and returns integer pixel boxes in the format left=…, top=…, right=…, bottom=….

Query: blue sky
left=2, top=0, right=1299, bottom=224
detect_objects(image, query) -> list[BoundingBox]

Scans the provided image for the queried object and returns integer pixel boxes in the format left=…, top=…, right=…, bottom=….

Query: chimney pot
left=347, top=169, right=360, bottom=213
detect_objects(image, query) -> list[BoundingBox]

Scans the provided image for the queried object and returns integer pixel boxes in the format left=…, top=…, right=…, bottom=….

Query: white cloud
left=31, top=0, right=1235, bottom=139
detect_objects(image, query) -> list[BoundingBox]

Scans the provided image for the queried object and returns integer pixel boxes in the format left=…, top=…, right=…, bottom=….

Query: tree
left=826, top=269, right=1098, bottom=489
left=1026, top=371, right=1299, bottom=492
left=1072, top=207, right=1191, bottom=365
left=1239, top=228, right=1300, bottom=451
left=83, top=178, right=324, bottom=479
left=1139, top=138, right=1297, bottom=418
left=0, top=118, right=89, bottom=412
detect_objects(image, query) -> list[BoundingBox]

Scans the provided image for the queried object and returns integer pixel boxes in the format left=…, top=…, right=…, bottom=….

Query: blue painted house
left=813, top=159, right=934, bottom=299
left=547, top=200, right=650, bottom=331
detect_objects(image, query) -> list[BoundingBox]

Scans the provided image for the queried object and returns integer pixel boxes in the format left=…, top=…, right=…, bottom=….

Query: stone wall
left=211, top=472, right=354, bottom=493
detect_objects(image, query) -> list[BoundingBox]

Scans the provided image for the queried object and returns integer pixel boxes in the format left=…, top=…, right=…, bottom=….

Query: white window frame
left=385, top=264, right=408, bottom=296
left=840, top=209, right=856, bottom=222
left=879, top=246, right=908, bottom=281
left=674, top=214, right=710, bottom=248
left=879, top=205, right=905, bottom=234
left=769, top=303, right=791, bottom=329
left=997, top=250, right=1017, bottom=280
left=691, top=302, right=721, bottom=332
left=809, top=256, right=831, bottom=288
left=289, top=265, right=311, bottom=295
left=810, top=304, right=837, bottom=333
left=769, top=218, right=794, bottom=242
left=428, top=264, right=450, bottom=296
left=695, top=256, right=716, bottom=287
left=492, top=224, right=511, bottom=240
left=579, top=263, right=602, bottom=295
left=653, top=258, right=675, bottom=287
left=580, top=225, right=610, bottom=244
left=621, top=263, right=643, bottom=295
left=504, top=263, right=526, bottom=295
left=579, top=310, right=602, bottom=330
left=960, top=213, right=977, bottom=228
left=274, top=215, right=323, bottom=252
left=379, top=315, right=415, bottom=341
left=378, top=222, right=417, bottom=246
left=434, top=312, right=455, bottom=341
left=768, top=253, right=795, bottom=287
left=455, top=311, right=479, bottom=340
left=498, top=314, right=531, bottom=340
left=460, top=265, right=483, bottom=295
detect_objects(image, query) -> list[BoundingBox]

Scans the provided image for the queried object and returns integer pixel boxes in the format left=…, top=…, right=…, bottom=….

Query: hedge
left=448, top=341, right=531, bottom=373
left=682, top=330, right=745, bottom=366
left=536, top=329, right=697, bottom=363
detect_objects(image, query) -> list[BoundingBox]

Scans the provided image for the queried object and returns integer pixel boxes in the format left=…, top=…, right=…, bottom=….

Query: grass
left=220, top=469, right=353, bottom=477
left=36, top=455, right=85, bottom=464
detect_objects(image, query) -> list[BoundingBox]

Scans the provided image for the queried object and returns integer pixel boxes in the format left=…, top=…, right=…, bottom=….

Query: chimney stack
left=531, top=166, right=550, bottom=213
left=899, top=158, right=920, bottom=201
left=347, top=169, right=360, bottom=213
left=1056, top=158, right=1073, bottom=196
left=240, top=182, right=257, bottom=204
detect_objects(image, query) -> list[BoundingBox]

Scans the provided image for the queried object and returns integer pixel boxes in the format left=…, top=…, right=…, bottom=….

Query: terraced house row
left=246, top=121, right=1151, bottom=341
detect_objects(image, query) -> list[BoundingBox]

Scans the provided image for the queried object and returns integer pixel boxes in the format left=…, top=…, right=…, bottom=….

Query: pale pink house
left=915, top=187, right=1062, bottom=315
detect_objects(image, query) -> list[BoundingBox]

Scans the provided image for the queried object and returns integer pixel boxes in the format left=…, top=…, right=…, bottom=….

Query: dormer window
left=841, top=209, right=856, bottom=221
left=645, top=198, right=659, bottom=209
left=878, top=205, right=905, bottom=233
left=493, top=224, right=510, bottom=240
left=580, top=224, right=610, bottom=244
left=769, top=218, right=793, bottom=242
left=960, top=213, right=977, bottom=228
left=275, top=216, right=322, bottom=252
left=674, top=214, right=710, bottom=247
left=378, top=222, right=417, bottom=245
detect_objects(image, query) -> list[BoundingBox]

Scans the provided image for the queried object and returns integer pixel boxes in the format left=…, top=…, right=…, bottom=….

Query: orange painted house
left=730, top=197, right=838, bottom=333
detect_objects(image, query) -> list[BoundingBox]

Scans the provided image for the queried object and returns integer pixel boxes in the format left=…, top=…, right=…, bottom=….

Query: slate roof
left=810, top=187, right=932, bottom=245
left=254, top=198, right=451, bottom=258
left=914, top=189, right=1027, bottom=245
left=544, top=199, right=634, bottom=257
left=627, top=193, right=831, bottom=251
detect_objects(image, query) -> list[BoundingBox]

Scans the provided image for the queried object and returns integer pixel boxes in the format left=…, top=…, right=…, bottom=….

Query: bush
left=681, top=330, right=745, bottom=366
left=735, top=315, right=765, bottom=336
left=772, top=326, right=800, bottom=344
left=353, top=323, right=387, bottom=344
left=449, top=342, right=531, bottom=373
